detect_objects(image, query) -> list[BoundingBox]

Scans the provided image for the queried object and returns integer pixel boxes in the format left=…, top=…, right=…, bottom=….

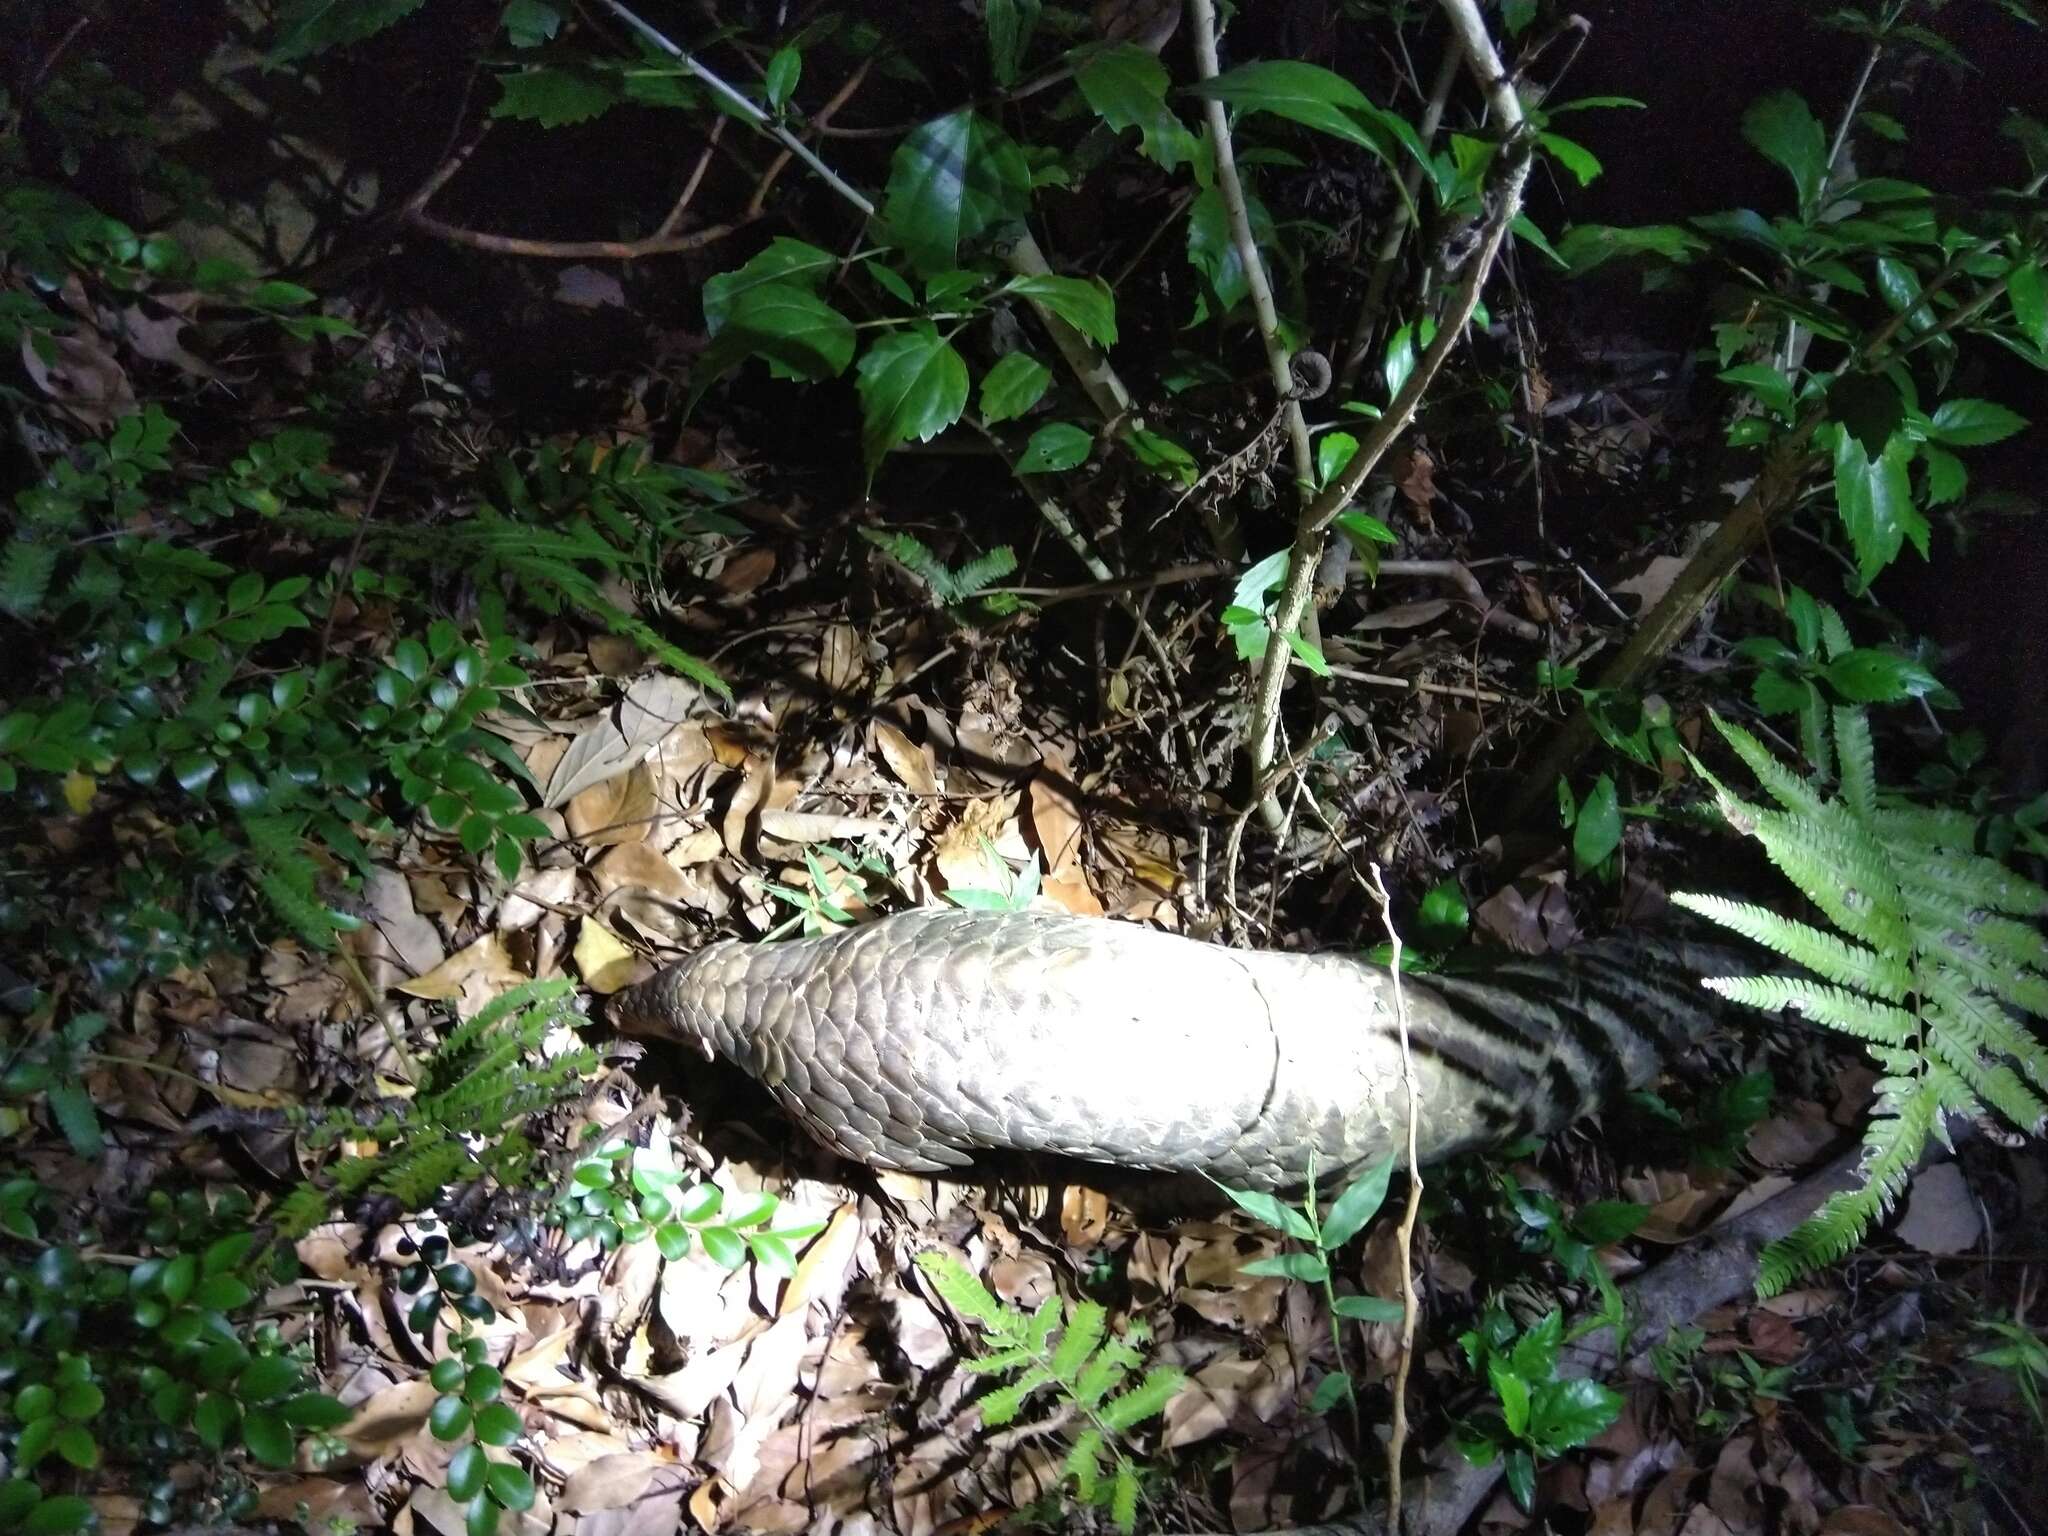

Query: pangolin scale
left=612, top=908, right=1720, bottom=1189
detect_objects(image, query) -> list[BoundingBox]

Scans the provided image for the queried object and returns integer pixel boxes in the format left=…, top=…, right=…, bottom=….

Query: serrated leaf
left=1016, top=421, right=1093, bottom=474
left=269, top=0, right=425, bottom=62
left=1076, top=43, right=1198, bottom=172
left=702, top=238, right=838, bottom=333
left=854, top=324, right=969, bottom=476
left=1926, top=398, right=2027, bottom=446
left=1742, top=90, right=1827, bottom=215
left=491, top=67, right=616, bottom=128
left=1831, top=426, right=1924, bottom=582
left=1189, top=60, right=1421, bottom=172
left=979, top=352, right=1051, bottom=423
left=1004, top=273, right=1117, bottom=347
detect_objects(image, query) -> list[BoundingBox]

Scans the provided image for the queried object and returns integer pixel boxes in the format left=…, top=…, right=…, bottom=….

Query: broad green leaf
left=691, top=282, right=856, bottom=405
left=1016, top=422, right=1093, bottom=474
left=1921, top=444, right=1966, bottom=505
left=1572, top=1200, right=1646, bottom=1244
left=2008, top=258, right=2048, bottom=350
left=1741, top=90, right=1827, bottom=215
left=1552, top=222, right=1707, bottom=273
left=1126, top=426, right=1197, bottom=485
left=1823, top=649, right=1941, bottom=703
left=855, top=324, right=969, bottom=476
left=1076, top=43, right=1199, bottom=173
left=763, top=48, right=800, bottom=112
left=1508, top=1309, right=1563, bottom=1382
left=702, top=238, right=837, bottom=333
left=241, top=1408, right=294, bottom=1468
left=1003, top=273, right=1118, bottom=347
left=1529, top=1376, right=1624, bottom=1454
left=1830, top=427, right=1924, bottom=581
left=447, top=1443, right=487, bottom=1502
left=501, top=0, right=559, bottom=47
left=1512, top=212, right=1567, bottom=268
left=881, top=111, right=1032, bottom=275
left=979, top=352, right=1051, bottom=423
left=269, top=0, right=425, bottom=62
left=1333, top=1294, right=1405, bottom=1323
left=1308, top=1372, right=1353, bottom=1413
left=1720, top=363, right=1795, bottom=419
left=1240, top=1251, right=1330, bottom=1282
left=1186, top=184, right=1277, bottom=313
left=1316, top=431, right=1358, bottom=488
left=985, top=0, right=1042, bottom=88
left=45, top=1081, right=102, bottom=1159
left=1189, top=60, right=1422, bottom=172
left=1284, top=630, right=1329, bottom=677
left=1537, top=131, right=1602, bottom=186
left=1571, top=774, right=1622, bottom=873
left=1490, top=1358, right=1531, bottom=1438
left=1925, top=398, right=2026, bottom=446
left=1212, top=1180, right=1315, bottom=1241
left=1321, top=1155, right=1394, bottom=1249
left=490, top=68, right=616, bottom=129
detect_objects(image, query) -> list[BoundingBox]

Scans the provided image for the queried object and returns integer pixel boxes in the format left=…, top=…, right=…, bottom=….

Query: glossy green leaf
left=473, top=1400, right=522, bottom=1446
left=881, top=111, right=1031, bottom=275
left=763, top=47, right=800, bottom=112
left=1333, top=1294, right=1406, bottom=1323
left=2008, top=257, right=2048, bottom=350
left=702, top=239, right=838, bottom=334
left=447, top=1442, right=488, bottom=1503
left=1537, top=131, right=1602, bottom=186
left=1075, top=43, right=1198, bottom=172
left=1240, top=1251, right=1330, bottom=1281
left=242, top=1407, right=295, bottom=1467
left=1571, top=774, right=1622, bottom=873
left=1189, top=60, right=1421, bottom=172
left=1831, top=427, right=1924, bottom=581
left=693, top=282, right=856, bottom=403
left=1321, top=1154, right=1395, bottom=1250
left=269, top=0, right=426, bottom=62
left=487, top=1462, right=537, bottom=1512
left=1925, top=398, right=2026, bottom=446
left=1824, top=649, right=1941, bottom=703
left=1016, top=422, right=1093, bottom=474
left=1213, top=1181, right=1316, bottom=1241
left=1003, top=274, right=1117, bottom=347
left=854, top=323, right=969, bottom=475
left=429, top=1394, right=472, bottom=1441
left=491, top=67, right=616, bottom=129
left=979, top=352, right=1051, bottom=423
left=1741, top=90, right=1827, bottom=215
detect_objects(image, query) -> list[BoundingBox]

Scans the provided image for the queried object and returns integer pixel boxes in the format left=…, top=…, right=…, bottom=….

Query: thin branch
left=594, top=0, right=876, bottom=218
left=1188, top=0, right=1316, bottom=497
left=1243, top=0, right=1533, bottom=826
left=405, top=209, right=746, bottom=259
left=747, top=56, right=873, bottom=218
left=1341, top=41, right=1460, bottom=391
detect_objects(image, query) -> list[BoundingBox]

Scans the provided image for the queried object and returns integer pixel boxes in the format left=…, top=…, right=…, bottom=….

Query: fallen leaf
left=873, top=720, right=939, bottom=795
left=717, top=547, right=777, bottom=597
left=818, top=624, right=866, bottom=694
left=593, top=842, right=690, bottom=901
left=1894, top=1163, right=1981, bottom=1255
left=396, top=932, right=521, bottom=1005
left=575, top=917, right=640, bottom=993
left=1027, top=764, right=1086, bottom=875
left=567, top=762, right=659, bottom=846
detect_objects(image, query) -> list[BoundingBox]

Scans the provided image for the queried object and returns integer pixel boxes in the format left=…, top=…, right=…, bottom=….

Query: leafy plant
left=858, top=528, right=1024, bottom=621
left=1972, top=1314, right=2048, bottom=1436
left=553, top=1133, right=824, bottom=1271
left=915, top=1250, right=1183, bottom=1534
left=1675, top=710, right=2048, bottom=1295
left=1453, top=1303, right=1624, bottom=1512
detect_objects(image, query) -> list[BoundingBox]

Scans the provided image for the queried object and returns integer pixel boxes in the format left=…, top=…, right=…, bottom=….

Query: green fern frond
left=1052, top=1300, right=1107, bottom=1380
left=1710, top=714, right=1828, bottom=821
left=947, top=545, right=1019, bottom=599
left=1671, top=893, right=1910, bottom=998
left=0, top=539, right=60, bottom=618
left=1066, top=1431, right=1105, bottom=1499
left=271, top=1182, right=332, bottom=1239
left=1102, top=1369, right=1184, bottom=1434
left=1702, top=975, right=1914, bottom=1043
left=1682, top=707, right=2048, bottom=1296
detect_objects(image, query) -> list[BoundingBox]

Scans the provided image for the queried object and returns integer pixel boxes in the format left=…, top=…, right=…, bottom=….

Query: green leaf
left=269, top=0, right=425, bottom=62
left=1509, top=1309, right=1563, bottom=1381
left=22, top=1496, right=94, bottom=1536
left=500, top=0, right=559, bottom=47
left=1742, top=90, right=1827, bottom=215
left=1922, top=445, right=1967, bottom=505
left=1537, top=131, right=1602, bottom=186
left=1016, top=422, right=1093, bottom=474
left=242, top=1407, right=295, bottom=1467
left=1125, top=426, right=1197, bottom=486
left=1189, top=60, right=1420, bottom=172
left=855, top=324, right=970, bottom=475
left=1823, top=649, right=1941, bottom=703
left=694, top=282, right=856, bottom=399
left=1826, top=372, right=1904, bottom=458
left=447, top=1443, right=488, bottom=1503
left=985, top=0, right=1041, bottom=88
left=763, top=47, right=801, bottom=113
left=487, top=1463, right=537, bottom=1512
left=1003, top=273, right=1118, bottom=347
left=979, top=353, right=1051, bottom=423
left=1553, top=221, right=1707, bottom=273
left=1720, top=362, right=1795, bottom=418
left=1186, top=183, right=1276, bottom=313
left=473, top=1400, right=522, bottom=1446
left=1308, top=1372, right=1353, bottom=1414
left=1529, top=1376, right=1625, bottom=1453
left=1333, top=1294, right=1406, bottom=1324
left=1321, top=1155, right=1395, bottom=1250
left=1925, top=398, right=2027, bottom=446
left=1316, top=431, right=1358, bottom=488
left=1572, top=775, right=1622, bottom=872
left=1240, top=1251, right=1331, bottom=1281
left=429, top=1394, right=472, bottom=1441
left=702, top=239, right=838, bottom=334
left=1573, top=1200, right=1647, bottom=1244
left=1075, top=44, right=1199, bottom=173
left=881, top=110, right=1032, bottom=275
left=2008, top=258, right=2048, bottom=351
left=1212, top=1181, right=1315, bottom=1241
left=491, top=67, right=616, bottom=129
left=45, top=1080, right=102, bottom=1159
left=1830, top=427, right=1924, bottom=582
left=1490, top=1358, right=1531, bottom=1437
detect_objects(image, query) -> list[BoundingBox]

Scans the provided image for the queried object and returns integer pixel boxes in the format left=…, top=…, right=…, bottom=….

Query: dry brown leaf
left=721, top=751, right=775, bottom=855
left=593, top=842, right=690, bottom=901
left=561, top=1451, right=670, bottom=1514
left=665, top=826, right=724, bottom=866
left=717, top=547, right=777, bottom=596
left=499, top=865, right=579, bottom=932
left=330, top=1377, right=439, bottom=1462
left=1059, top=1185, right=1111, bottom=1247
left=818, top=624, right=865, bottom=694
left=396, top=932, right=522, bottom=1005
left=756, top=809, right=891, bottom=843
left=575, top=918, right=641, bottom=994
left=777, top=1201, right=861, bottom=1317
left=1027, top=765, right=1085, bottom=875
left=1042, top=866, right=1105, bottom=916
left=1398, top=445, right=1438, bottom=511
left=873, top=719, right=939, bottom=795
left=567, top=762, right=659, bottom=847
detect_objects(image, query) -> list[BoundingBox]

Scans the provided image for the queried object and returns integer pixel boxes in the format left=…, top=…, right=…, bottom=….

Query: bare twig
left=1244, top=0, right=1534, bottom=828
left=595, top=0, right=876, bottom=218
left=318, top=446, right=399, bottom=660
left=405, top=210, right=746, bottom=260
left=1365, top=864, right=1424, bottom=1534
left=1188, top=0, right=1316, bottom=497
left=747, top=57, right=873, bottom=217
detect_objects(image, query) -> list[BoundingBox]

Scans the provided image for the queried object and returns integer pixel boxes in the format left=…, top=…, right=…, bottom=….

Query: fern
left=243, top=814, right=350, bottom=951
left=1676, top=711, right=2048, bottom=1295
left=0, top=538, right=59, bottom=618
left=860, top=529, right=1022, bottom=614
left=916, top=1250, right=1181, bottom=1534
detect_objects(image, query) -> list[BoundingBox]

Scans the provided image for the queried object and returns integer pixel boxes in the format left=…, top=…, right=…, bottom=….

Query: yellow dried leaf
left=873, top=720, right=938, bottom=795
left=396, top=933, right=520, bottom=1002
left=61, top=771, right=97, bottom=814
left=574, top=918, right=639, bottom=993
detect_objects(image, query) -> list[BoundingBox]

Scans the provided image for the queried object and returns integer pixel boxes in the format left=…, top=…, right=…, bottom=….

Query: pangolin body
left=613, top=908, right=1720, bottom=1189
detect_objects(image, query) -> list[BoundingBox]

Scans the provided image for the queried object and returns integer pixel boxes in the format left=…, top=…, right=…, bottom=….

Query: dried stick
left=1243, top=0, right=1533, bottom=828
